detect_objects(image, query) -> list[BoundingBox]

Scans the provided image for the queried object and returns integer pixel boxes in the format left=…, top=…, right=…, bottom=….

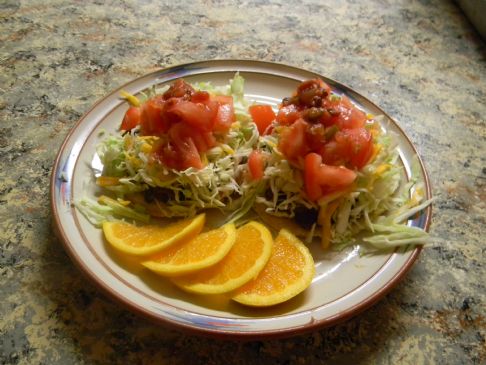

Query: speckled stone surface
left=1, top=0, right=485, bottom=364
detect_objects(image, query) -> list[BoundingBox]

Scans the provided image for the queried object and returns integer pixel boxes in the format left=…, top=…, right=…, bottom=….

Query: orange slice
left=172, top=221, right=273, bottom=294
left=102, top=214, right=205, bottom=256
left=142, top=223, right=236, bottom=276
left=232, top=229, right=315, bottom=307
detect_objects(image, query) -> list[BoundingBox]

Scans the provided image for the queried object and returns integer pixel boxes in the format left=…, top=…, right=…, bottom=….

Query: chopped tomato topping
left=140, top=95, right=171, bottom=135
left=120, top=106, right=141, bottom=131
left=304, top=153, right=356, bottom=201
left=190, top=91, right=211, bottom=103
left=278, top=118, right=310, bottom=162
left=248, top=150, right=265, bottom=180
left=163, top=79, right=195, bottom=99
left=126, top=79, right=237, bottom=171
left=168, top=122, right=215, bottom=154
left=168, top=100, right=218, bottom=132
left=334, top=128, right=373, bottom=169
left=323, top=95, right=367, bottom=130
left=212, top=95, right=235, bottom=133
left=158, top=139, right=203, bottom=170
left=274, top=78, right=374, bottom=171
left=173, top=137, right=203, bottom=170
left=249, top=104, right=276, bottom=134
left=276, top=104, right=300, bottom=125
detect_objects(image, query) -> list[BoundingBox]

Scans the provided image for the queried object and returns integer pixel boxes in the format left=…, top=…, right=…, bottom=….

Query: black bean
left=294, top=206, right=319, bottom=229
left=144, top=189, right=155, bottom=203
left=144, top=187, right=173, bottom=204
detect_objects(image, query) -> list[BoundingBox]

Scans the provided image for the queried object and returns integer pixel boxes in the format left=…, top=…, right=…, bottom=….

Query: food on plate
left=76, top=73, right=432, bottom=307
left=142, top=223, right=236, bottom=276
left=171, top=221, right=273, bottom=294
left=232, top=229, right=314, bottom=307
left=102, top=213, right=205, bottom=255
left=77, top=74, right=431, bottom=253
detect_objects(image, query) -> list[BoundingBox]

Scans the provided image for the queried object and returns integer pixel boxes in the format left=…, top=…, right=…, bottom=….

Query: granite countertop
left=1, top=0, right=485, bottom=364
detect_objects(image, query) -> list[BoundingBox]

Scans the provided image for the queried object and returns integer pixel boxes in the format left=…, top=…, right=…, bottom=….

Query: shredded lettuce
left=363, top=223, right=430, bottom=249
left=76, top=196, right=150, bottom=227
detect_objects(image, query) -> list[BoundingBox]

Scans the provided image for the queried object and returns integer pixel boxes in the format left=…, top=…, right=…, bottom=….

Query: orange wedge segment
left=142, top=223, right=236, bottom=276
left=172, top=221, right=273, bottom=294
left=232, top=229, right=315, bottom=307
left=102, top=214, right=205, bottom=256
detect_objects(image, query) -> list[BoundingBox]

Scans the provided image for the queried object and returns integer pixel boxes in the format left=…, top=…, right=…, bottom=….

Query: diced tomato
left=120, top=106, right=141, bottom=131
left=304, top=153, right=324, bottom=201
left=160, top=142, right=202, bottom=170
left=168, top=100, right=219, bottom=131
left=212, top=95, right=233, bottom=104
left=297, top=79, right=330, bottom=96
left=202, top=131, right=217, bottom=151
left=346, top=108, right=367, bottom=129
left=334, top=128, right=373, bottom=169
left=167, top=125, right=203, bottom=170
left=168, top=122, right=216, bottom=153
left=320, top=140, right=347, bottom=166
left=190, top=91, right=211, bottom=103
left=214, top=103, right=234, bottom=133
left=248, top=150, right=265, bottom=181
left=163, top=79, right=195, bottom=100
left=336, top=97, right=366, bottom=129
left=189, top=132, right=212, bottom=153
left=276, top=104, right=300, bottom=125
left=151, top=137, right=177, bottom=169
left=153, top=123, right=208, bottom=170
left=319, top=128, right=373, bottom=169
left=212, top=95, right=235, bottom=133
left=249, top=104, right=276, bottom=135
left=278, top=118, right=310, bottom=161
left=177, top=138, right=203, bottom=170
left=323, top=95, right=366, bottom=130
left=304, top=153, right=357, bottom=201
left=140, top=95, right=170, bottom=135
left=306, top=123, right=327, bottom=151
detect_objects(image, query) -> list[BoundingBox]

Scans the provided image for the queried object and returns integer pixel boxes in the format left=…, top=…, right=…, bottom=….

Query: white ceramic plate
left=51, top=60, right=432, bottom=339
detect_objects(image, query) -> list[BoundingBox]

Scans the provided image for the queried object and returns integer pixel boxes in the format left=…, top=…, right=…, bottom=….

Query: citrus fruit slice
left=102, top=214, right=205, bottom=256
left=232, top=229, right=315, bottom=307
left=142, top=223, right=236, bottom=276
left=172, top=221, right=273, bottom=294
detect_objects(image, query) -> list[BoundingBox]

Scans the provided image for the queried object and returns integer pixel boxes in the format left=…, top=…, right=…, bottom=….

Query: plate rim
left=50, top=59, right=432, bottom=339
